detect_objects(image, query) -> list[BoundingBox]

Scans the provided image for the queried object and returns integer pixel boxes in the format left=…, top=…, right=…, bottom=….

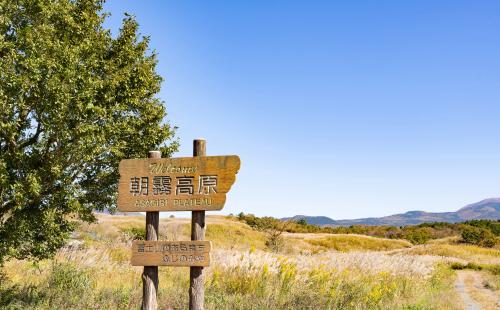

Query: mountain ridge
left=282, top=198, right=500, bottom=226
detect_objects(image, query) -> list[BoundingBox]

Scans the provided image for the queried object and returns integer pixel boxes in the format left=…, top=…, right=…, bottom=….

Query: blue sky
left=104, top=1, right=500, bottom=219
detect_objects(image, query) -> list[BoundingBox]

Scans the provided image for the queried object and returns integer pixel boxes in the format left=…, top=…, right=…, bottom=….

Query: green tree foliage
left=399, top=227, right=433, bottom=245
left=463, top=219, right=500, bottom=236
left=461, top=226, right=496, bottom=248
left=296, top=219, right=307, bottom=226
left=0, top=0, right=178, bottom=263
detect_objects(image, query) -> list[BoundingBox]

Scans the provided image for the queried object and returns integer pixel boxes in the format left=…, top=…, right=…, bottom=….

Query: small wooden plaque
left=131, top=240, right=211, bottom=267
left=117, top=155, right=240, bottom=212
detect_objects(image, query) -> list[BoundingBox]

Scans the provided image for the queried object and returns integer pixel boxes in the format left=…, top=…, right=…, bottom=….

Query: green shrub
left=402, top=227, right=433, bottom=245
left=450, top=262, right=483, bottom=271
left=296, top=219, right=308, bottom=226
left=461, top=226, right=496, bottom=248
left=47, top=262, right=94, bottom=307
left=463, top=220, right=500, bottom=236
left=120, top=227, right=146, bottom=240
left=265, top=230, right=285, bottom=253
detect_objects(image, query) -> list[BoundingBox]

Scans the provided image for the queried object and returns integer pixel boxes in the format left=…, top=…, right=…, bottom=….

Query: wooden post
left=142, top=150, right=161, bottom=310
left=190, top=139, right=206, bottom=310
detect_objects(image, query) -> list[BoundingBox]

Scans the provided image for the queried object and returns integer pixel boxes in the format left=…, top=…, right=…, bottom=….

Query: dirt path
left=455, top=271, right=499, bottom=310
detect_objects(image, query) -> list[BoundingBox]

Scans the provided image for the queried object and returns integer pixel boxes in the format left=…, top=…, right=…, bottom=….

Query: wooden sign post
left=117, top=140, right=240, bottom=310
left=143, top=150, right=160, bottom=310
left=190, top=139, right=206, bottom=310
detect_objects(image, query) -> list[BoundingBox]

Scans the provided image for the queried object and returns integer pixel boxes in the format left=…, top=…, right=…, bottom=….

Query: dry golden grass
left=2, top=244, right=462, bottom=309
left=90, top=214, right=266, bottom=250
left=404, top=243, right=500, bottom=265
left=301, top=234, right=412, bottom=252
left=483, top=270, right=500, bottom=291
left=3, top=214, right=498, bottom=309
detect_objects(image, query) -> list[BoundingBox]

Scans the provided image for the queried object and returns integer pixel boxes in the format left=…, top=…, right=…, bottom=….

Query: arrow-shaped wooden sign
left=117, top=155, right=240, bottom=212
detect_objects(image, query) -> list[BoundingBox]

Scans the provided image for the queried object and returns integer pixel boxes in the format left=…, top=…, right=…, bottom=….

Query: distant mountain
left=283, top=198, right=500, bottom=227
left=456, top=198, right=500, bottom=220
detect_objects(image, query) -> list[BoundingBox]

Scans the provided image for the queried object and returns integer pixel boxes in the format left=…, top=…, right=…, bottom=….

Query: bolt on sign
left=117, top=155, right=240, bottom=212
left=131, top=240, right=211, bottom=267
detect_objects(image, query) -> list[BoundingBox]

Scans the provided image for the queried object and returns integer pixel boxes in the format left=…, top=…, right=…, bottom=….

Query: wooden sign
left=131, top=240, right=211, bottom=267
left=117, top=155, right=240, bottom=212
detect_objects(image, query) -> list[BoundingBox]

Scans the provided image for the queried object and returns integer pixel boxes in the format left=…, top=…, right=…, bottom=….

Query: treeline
left=233, top=213, right=499, bottom=248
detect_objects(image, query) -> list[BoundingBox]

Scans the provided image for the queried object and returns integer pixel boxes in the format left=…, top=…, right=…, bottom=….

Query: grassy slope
left=303, top=234, right=411, bottom=252
left=90, top=214, right=411, bottom=253
left=405, top=242, right=500, bottom=265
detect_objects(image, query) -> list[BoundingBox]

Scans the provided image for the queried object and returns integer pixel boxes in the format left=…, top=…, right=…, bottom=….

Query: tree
left=401, top=227, right=433, bottom=245
left=263, top=219, right=292, bottom=253
left=0, top=0, right=178, bottom=263
left=296, top=219, right=307, bottom=226
left=461, top=226, right=496, bottom=248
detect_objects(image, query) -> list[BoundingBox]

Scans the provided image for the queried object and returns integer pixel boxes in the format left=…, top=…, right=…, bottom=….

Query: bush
left=461, top=226, right=496, bottom=248
left=463, top=220, right=500, bottom=236
left=47, top=262, right=94, bottom=307
left=296, top=219, right=308, bottom=226
left=450, top=262, right=483, bottom=271
left=120, top=227, right=146, bottom=240
left=265, top=230, right=285, bottom=253
left=402, top=227, right=433, bottom=245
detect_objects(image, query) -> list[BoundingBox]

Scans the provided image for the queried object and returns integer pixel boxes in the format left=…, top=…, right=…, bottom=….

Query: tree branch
left=19, top=121, right=42, bottom=148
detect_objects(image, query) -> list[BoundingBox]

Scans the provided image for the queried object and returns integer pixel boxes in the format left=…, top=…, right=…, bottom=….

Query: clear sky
left=103, top=1, right=500, bottom=219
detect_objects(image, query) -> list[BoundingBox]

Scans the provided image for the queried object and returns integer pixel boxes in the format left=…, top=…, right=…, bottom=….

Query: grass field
left=1, top=214, right=498, bottom=309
